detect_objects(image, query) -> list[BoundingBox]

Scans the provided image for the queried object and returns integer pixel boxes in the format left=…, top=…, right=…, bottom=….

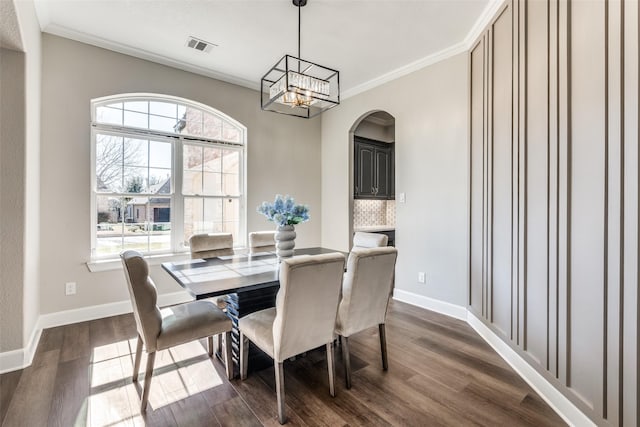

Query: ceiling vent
left=186, top=36, right=216, bottom=53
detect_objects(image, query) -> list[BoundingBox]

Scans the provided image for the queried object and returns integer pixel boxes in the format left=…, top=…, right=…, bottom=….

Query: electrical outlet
left=399, top=192, right=406, bottom=203
left=418, top=272, right=426, bottom=284
left=65, top=282, right=77, bottom=296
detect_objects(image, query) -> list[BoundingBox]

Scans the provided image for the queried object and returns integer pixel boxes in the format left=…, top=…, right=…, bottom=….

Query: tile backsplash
left=353, top=199, right=396, bottom=228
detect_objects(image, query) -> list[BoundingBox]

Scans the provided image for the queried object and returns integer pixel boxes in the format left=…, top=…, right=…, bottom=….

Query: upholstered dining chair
left=189, top=232, right=234, bottom=259
left=120, top=250, right=233, bottom=412
left=238, top=253, right=346, bottom=424
left=335, top=246, right=398, bottom=389
left=352, top=231, right=388, bottom=248
left=248, top=230, right=276, bottom=253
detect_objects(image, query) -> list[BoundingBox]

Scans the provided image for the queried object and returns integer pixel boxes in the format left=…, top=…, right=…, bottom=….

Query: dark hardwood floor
left=1, top=300, right=566, bottom=426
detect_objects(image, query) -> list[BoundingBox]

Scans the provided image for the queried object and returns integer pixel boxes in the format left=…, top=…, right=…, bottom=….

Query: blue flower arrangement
left=257, top=194, right=310, bottom=227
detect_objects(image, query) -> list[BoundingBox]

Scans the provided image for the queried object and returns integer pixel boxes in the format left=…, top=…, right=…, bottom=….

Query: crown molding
left=341, top=41, right=468, bottom=100
left=340, top=0, right=504, bottom=100
left=41, top=23, right=260, bottom=92
left=33, top=0, right=505, bottom=103
left=462, top=0, right=505, bottom=48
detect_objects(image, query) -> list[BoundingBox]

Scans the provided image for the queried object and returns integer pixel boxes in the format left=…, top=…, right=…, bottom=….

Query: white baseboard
left=0, top=291, right=192, bottom=374
left=467, top=312, right=595, bottom=427
left=392, top=288, right=467, bottom=320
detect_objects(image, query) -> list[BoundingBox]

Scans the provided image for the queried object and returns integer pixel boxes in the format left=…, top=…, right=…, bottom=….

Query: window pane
left=183, top=171, right=202, bottom=195
left=204, top=198, right=223, bottom=226
left=95, top=195, right=124, bottom=257
left=125, top=101, right=148, bottom=114
left=181, top=108, right=203, bottom=136
left=222, top=149, right=240, bottom=195
left=203, top=114, right=222, bottom=139
left=223, top=198, right=239, bottom=222
left=184, top=145, right=203, bottom=171
left=96, top=106, right=122, bottom=126
left=203, top=147, right=221, bottom=172
left=183, top=197, right=203, bottom=242
left=96, top=134, right=124, bottom=192
left=222, top=121, right=241, bottom=143
left=123, top=169, right=147, bottom=193
left=222, top=149, right=239, bottom=173
left=149, top=101, right=177, bottom=118
left=183, top=197, right=229, bottom=244
left=149, top=168, right=171, bottom=193
left=223, top=173, right=239, bottom=196
left=203, top=172, right=222, bottom=195
left=123, top=138, right=148, bottom=167
left=124, top=110, right=148, bottom=129
left=149, top=197, right=171, bottom=252
left=177, top=104, right=187, bottom=118
left=149, top=115, right=180, bottom=133
left=149, top=141, right=171, bottom=169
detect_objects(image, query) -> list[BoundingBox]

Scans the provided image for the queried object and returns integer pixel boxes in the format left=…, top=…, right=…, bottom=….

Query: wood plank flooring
left=0, top=301, right=566, bottom=426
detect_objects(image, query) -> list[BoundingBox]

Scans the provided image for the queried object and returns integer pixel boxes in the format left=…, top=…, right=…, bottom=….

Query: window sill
left=86, top=252, right=191, bottom=272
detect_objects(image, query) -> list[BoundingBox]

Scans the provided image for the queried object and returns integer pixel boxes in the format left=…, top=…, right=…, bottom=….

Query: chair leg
left=217, top=333, right=223, bottom=356
left=140, top=351, right=156, bottom=412
left=208, top=336, right=214, bottom=357
left=240, top=331, right=249, bottom=380
left=341, top=335, right=352, bottom=389
left=275, top=361, right=286, bottom=424
left=132, top=334, right=143, bottom=382
left=224, top=331, right=233, bottom=380
left=326, top=342, right=336, bottom=397
left=379, top=323, right=388, bottom=371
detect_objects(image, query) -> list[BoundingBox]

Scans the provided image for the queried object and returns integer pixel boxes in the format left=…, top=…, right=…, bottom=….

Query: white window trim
left=88, top=93, right=247, bottom=266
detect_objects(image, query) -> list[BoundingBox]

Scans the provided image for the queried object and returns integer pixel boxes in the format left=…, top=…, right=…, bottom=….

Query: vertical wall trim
left=566, top=0, right=573, bottom=388
left=523, top=0, right=529, bottom=351
left=483, top=33, right=488, bottom=318
left=618, top=1, right=625, bottom=423
left=603, top=0, right=610, bottom=419
left=517, top=0, right=522, bottom=346
left=468, top=42, right=473, bottom=309
left=487, top=24, right=504, bottom=323
left=546, top=0, right=552, bottom=371
left=511, top=0, right=515, bottom=340
left=632, top=0, right=640, bottom=422
left=555, top=0, right=561, bottom=379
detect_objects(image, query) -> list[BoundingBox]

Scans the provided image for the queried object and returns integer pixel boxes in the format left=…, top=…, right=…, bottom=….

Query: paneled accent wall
left=469, top=0, right=638, bottom=425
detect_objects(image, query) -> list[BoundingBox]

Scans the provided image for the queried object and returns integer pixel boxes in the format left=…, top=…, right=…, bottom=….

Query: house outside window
left=91, top=94, right=246, bottom=259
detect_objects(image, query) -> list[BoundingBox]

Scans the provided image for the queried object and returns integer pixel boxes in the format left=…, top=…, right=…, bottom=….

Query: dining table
left=161, top=247, right=343, bottom=376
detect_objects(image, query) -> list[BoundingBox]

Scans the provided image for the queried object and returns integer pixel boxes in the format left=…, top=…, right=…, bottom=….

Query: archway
left=348, top=111, right=396, bottom=248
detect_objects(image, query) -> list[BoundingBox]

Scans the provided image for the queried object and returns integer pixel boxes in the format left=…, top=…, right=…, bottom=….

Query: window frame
left=90, top=93, right=247, bottom=261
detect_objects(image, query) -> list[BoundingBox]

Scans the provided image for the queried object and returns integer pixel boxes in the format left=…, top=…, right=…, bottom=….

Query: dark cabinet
left=354, top=137, right=394, bottom=199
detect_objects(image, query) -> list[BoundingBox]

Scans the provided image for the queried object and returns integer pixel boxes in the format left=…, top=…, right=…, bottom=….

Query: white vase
left=275, top=224, right=296, bottom=258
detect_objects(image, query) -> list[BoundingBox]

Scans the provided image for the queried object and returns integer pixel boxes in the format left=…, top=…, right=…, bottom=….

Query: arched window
left=91, top=94, right=246, bottom=259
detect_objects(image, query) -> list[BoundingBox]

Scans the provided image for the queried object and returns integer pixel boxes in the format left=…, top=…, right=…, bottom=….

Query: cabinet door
left=375, top=147, right=391, bottom=198
left=355, top=142, right=375, bottom=197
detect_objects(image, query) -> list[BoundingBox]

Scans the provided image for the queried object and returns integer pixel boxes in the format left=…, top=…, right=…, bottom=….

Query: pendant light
left=260, top=0, right=340, bottom=119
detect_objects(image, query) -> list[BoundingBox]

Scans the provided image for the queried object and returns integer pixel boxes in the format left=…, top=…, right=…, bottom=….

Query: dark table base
left=224, top=286, right=280, bottom=377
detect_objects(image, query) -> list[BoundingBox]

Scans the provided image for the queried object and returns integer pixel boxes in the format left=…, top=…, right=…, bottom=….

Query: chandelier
left=260, top=0, right=340, bottom=119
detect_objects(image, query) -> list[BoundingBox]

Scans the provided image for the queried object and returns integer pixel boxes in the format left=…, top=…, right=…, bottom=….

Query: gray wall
left=470, top=0, right=638, bottom=425
left=39, top=34, right=322, bottom=315
left=0, top=48, right=26, bottom=351
left=0, top=0, right=41, bottom=354
left=321, top=53, right=469, bottom=306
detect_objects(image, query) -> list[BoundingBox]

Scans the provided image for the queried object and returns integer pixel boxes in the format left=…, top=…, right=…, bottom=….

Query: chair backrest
left=352, top=231, right=388, bottom=248
left=249, top=231, right=276, bottom=253
left=336, top=247, right=398, bottom=337
left=272, top=253, right=346, bottom=362
left=120, top=250, right=162, bottom=351
left=189, top=233, right=234, bottom=259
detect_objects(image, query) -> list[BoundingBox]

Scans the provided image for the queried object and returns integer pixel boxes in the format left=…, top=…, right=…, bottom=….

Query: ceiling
left=32, top=0, right=498, bottom=98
